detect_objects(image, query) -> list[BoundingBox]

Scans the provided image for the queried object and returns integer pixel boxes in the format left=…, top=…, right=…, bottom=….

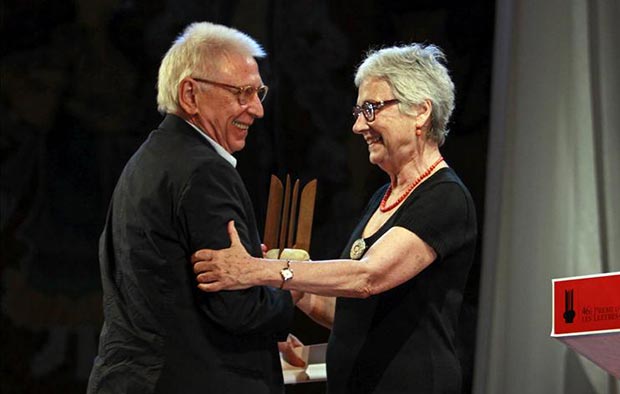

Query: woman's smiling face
left=352, top=77, right=416, bottom=172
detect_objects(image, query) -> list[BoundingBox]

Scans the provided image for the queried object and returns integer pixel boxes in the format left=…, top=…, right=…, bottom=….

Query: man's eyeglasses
left=352, top=99, right=400, bottom=122
left=191, top=77, right=269, bottom=105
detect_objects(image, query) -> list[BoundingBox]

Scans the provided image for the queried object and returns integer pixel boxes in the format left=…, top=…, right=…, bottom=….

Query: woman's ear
left=178, top=79, right=199, bottom=115
left=415, top=99, right=433, bottom=129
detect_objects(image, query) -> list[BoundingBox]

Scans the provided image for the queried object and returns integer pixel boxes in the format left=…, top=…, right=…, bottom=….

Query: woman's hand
left=278, top=333, right=306, bottom=368
left=191, top=220, right=256, bottom=291
left=261, top=243, right=268, bottom=257
left=290, top=290, right=305, bottom=305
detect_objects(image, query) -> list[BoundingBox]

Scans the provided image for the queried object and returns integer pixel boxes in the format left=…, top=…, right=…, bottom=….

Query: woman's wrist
left=254, top=258, right=291, bottom=288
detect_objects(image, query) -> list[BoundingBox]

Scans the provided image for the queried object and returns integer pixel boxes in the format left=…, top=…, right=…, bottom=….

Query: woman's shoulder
left=400, top=168, right=474, bottom=216
left=424, top=167, right=470, bottom=196
left=429, top=166, right=460, bottom=183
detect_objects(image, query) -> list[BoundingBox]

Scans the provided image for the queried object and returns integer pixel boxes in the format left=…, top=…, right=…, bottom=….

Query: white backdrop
left=474, top=0, right=620, bottom=393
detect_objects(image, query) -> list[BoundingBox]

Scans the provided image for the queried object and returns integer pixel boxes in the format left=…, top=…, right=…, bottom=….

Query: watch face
left=281, top=268, right=294, bottom=281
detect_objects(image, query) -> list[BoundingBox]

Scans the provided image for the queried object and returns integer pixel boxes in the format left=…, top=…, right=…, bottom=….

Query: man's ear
left=415, top=99, right=433, bottom=129
left=178, top=79, right=199, bottom=115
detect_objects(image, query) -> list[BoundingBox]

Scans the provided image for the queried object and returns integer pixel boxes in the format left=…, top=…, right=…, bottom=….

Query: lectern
left=551, top=272, right=620, bottom=378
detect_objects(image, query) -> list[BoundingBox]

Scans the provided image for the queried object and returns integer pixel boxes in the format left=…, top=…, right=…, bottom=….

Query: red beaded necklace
left=379, top=156, right=444, bottom=213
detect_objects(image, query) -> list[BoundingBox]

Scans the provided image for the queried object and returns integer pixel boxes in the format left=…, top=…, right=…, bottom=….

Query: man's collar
left=184, top=120, right=237, bottom=168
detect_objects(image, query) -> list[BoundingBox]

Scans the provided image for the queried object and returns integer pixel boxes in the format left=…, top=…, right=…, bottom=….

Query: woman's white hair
left=354, top=43, right=455, bottom=146
left=157, top=22, right=265, bottom=114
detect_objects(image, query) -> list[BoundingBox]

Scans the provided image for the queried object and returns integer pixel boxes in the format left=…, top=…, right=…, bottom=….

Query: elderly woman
left=192, top=43, right=477, bottom=393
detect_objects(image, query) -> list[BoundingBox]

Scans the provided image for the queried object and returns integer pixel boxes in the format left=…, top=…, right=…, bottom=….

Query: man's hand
left=278, top=333, right=306, bottom=368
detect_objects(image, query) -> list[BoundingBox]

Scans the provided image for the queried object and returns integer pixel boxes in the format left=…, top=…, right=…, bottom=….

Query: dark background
left=0, top=0, right=494, bottom=393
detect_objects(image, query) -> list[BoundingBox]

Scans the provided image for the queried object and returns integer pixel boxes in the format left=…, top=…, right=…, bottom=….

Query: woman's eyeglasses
left=352, top=99, right=399, bottom=122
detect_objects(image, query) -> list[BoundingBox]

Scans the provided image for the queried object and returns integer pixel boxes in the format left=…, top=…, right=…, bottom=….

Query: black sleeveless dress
left=326, top=168, right=477, bottom=394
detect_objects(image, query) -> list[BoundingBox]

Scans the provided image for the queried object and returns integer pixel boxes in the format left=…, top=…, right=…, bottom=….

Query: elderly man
left=87, top=22, right=295, bottom=394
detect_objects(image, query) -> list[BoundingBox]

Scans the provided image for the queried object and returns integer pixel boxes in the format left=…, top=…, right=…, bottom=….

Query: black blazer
left=88, top=114, right=294, bottom=394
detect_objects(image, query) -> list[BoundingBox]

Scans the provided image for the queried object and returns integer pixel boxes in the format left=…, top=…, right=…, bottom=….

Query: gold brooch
left=350, top=238, right=366, bottom=260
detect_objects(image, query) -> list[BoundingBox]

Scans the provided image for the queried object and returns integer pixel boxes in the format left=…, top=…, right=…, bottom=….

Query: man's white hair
left=157, top=22, right=265, bottom=114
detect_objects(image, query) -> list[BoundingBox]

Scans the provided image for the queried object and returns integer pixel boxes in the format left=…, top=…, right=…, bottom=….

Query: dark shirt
left=88, top=114, right=294, bottom=394
left=327, top=168, right=477, bottom=394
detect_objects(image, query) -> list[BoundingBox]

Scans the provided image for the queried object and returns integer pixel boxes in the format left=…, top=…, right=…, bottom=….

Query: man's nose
left=247, top=93, right=264, bottom=118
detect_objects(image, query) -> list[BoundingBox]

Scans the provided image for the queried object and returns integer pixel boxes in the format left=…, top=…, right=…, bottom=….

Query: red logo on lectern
left=563, top=289, right=576, bottom=323
left=553, top=274, right=620, bottom=335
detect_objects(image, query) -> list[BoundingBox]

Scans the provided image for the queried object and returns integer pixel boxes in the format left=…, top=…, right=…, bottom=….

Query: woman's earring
left=415, top=129, right=422, bottom=136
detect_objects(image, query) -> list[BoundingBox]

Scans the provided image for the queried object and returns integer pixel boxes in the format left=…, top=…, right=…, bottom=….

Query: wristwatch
left=279, top=260, right=294, bottom=289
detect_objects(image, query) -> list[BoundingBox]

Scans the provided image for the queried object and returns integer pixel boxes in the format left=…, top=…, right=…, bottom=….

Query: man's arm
left=178, top=160, right=294, bottom=336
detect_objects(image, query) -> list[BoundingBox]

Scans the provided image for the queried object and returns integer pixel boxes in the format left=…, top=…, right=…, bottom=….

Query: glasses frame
left=191, top=77, right=269, bottom=104
left=352, top=99, right=400, bottom=122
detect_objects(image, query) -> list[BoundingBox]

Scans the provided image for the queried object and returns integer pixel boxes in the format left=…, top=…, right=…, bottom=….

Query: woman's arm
left=192, top=220, right=436, bottom=298
left=294, top=292, right=336, bottom=329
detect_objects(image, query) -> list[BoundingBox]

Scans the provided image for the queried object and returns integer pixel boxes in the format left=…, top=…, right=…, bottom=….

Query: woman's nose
left=352, top=113, right=368, bottom=134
